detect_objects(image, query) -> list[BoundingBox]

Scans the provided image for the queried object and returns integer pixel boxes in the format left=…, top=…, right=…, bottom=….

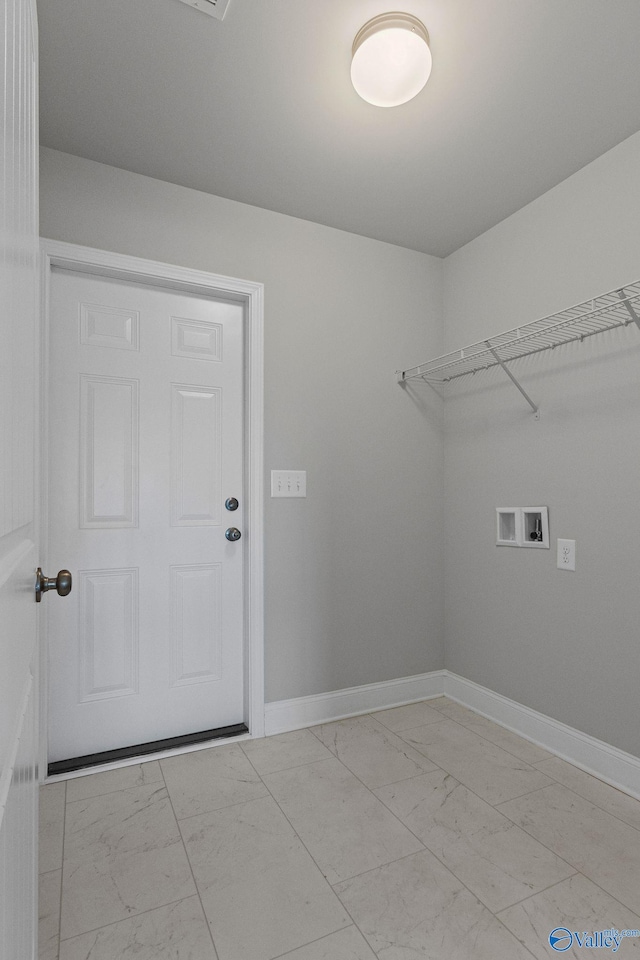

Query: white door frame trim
left=39, top=239, right=265, bottom=779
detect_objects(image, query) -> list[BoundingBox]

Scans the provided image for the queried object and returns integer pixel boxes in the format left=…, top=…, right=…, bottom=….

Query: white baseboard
left=444, top=672, right=640, bottom=801
left=264, top=671, right=447, bottom=736
left=265, top=668, right=640, bottom=800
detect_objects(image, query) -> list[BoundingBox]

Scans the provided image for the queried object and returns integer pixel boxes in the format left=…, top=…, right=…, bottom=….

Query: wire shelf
left=398, top=280, right=640, bottom=387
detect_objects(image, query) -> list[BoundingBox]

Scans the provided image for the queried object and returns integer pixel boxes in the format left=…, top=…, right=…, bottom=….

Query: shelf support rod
left=485, top=341, right=539, bottom=418
left=617, top=288, right=640, bottom=329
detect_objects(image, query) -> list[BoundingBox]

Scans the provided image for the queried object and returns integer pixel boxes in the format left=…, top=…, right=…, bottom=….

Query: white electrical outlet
left=271, top=470, right=306, bottom=498
left=557, top=538, right=576, bottom=571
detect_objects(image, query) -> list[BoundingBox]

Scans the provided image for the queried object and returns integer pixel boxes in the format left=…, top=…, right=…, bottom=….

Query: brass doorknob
left=35, top=568, right=72, bottom=603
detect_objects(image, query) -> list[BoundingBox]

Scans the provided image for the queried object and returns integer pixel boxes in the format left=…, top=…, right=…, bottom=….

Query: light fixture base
left=351, top=12, right=432, bottom=108
left=352, top=13, right=429, bottom=57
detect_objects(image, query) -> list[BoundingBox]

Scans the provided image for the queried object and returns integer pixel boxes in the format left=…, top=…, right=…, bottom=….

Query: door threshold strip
left=47, top=723, right=249, bottom=776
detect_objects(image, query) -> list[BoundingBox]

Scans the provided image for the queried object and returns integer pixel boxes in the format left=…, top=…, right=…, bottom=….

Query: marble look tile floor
left=38, top=697, right=640, bottom=960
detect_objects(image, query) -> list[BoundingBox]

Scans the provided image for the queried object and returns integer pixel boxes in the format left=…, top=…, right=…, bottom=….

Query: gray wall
left=42, top=132, right=640, bottom=755
left=40, top=147, right=445, bottom=704
left=443, top=130, right=640, bottom=755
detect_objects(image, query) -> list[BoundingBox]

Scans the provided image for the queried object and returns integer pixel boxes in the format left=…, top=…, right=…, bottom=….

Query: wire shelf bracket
left=486, top=342, right=539, bottom=418
left=396, top=280, right=640, bottom=419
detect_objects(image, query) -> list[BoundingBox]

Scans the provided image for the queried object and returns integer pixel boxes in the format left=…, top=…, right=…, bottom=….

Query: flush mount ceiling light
left=351, top=12, right=432, bottom=108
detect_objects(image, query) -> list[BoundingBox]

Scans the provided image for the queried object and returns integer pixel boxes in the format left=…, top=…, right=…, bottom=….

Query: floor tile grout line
left=62, top=767, right=165, bottom=804
left=62, top=721, right=640, bottom=842
left=53, top=780, right=67, bottom=958
left=238, top=746, right=368, bottom=951
left=304, top=746, right=434, bottom=863
left=305, top=710, right=554, bottom=819
left=239, top=747, right=343, bottom=865
left=557, top=785, right=640, bottom=837
left=529, top=760, right=640, bottom=836
left=398, top=713, right=550, bottom=778
left=368, top=759, right=589, bottom=903
left=492, top=869, right=640, bottom=956
left=249, top=735, right=561, bottom=939
left=371, top=721, right=446, bottom=739
left=487, top=779, right=557, bottom=807
left=326, top=845, right=441, bottom=888
left=307, top=710, right=444, bottom=741
left=64, top=775, right=168, bottom=809
left=373, top=762, right=512, bottom=817
left=427, top=698, right=640, bottom=814
left=491, top=909, right=541, bottom=959
left=336, top=708, right=559, bottom=955
left=158, top=747, right=271, bottom=824
left=56, top=767, right=216, bottom=953
left=493, top=792, right=640, bottom=916
left=239, top=752, right=600, bottom=960
left=430, top=701, right=555, bottom=765
left=157, top=737, right=354, bottom=817
left=376, top=720, right=448, bottom=734
left=573, top=872, right=640, bottom=925
left=458, top=728, right=553, bottom=765
left=158, top=733, right=439, bottom=826
left=268, top=925, right=365, bottom=960
left=58, top=781, right=177, bottom=873
left=56, top=895, right=204, bottom=946
left=238, top=738, right=338, bottom=778
left=306, top=724, right=325, bottom=743
left=305, top=717, right=447, bottom=792
left=492, top=801, right=588, bottom=876
left=242, top=753, right=335, bottom=776
left=323, top=834, right=547, bottom=957
left=46, top=728, right=640, bottom=960
left=36, top=865, right=63, bottom=960
left=38, top=865, right=64, bottom=879
left=497, top=777, right=640, bottom=840
left=492, top=872, right=581, bottom=916
left=369, top=773, right=577, bottom=919
left=159, top=757, right=220, bottom=959
left=47, top=706, right=640, bottom=956
left=250, top=712, right=576, bottom=903
left=495, top=864, right=640, bottom=929
left=492, top=782, right=563, bottom=810
left=249, top=709, right=640, bottom=840
left=356, top=807, right=518, bottom=912
left=390, top=734, right=556, bottom=810
left=256, top=744, right=436, bottom=882
left=372, top=709, right=454, bottom=736
left=312, top=699, right=640, bottom=825
left=170, top=788, right=270, bottom=824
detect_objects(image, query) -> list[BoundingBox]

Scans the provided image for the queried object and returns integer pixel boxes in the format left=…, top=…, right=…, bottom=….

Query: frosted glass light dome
left=351, top=13, right=432, bottom=108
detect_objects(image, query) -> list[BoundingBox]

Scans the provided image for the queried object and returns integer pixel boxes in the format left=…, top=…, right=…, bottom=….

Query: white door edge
left=39, top=239, right=265, bottom=780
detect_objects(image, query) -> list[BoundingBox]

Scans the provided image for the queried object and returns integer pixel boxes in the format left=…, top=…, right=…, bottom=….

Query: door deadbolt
left=225, top=527, right=242, bottom=542
left=225, top=497, right=239, bottom=511
left=35, top=568, right=72, bottom=603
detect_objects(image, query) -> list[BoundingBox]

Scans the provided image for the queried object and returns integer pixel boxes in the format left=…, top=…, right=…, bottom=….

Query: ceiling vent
left=174, top=0, right=231, bottom=21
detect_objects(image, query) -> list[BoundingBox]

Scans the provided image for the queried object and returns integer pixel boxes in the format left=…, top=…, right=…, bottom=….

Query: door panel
left=0, top=0, right=39, bottom=954
left=47, top=269, right=245, bottom=763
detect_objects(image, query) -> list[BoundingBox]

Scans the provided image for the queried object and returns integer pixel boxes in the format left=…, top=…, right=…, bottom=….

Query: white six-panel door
left=47, top=268, right=247, bottom=763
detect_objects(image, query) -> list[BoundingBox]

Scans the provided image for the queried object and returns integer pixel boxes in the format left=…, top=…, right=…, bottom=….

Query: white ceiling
left=38, top=0, right=640, bottom=257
